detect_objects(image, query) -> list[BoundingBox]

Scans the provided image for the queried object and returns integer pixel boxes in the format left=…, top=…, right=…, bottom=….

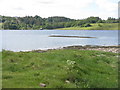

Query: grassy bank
left=2, top=49, right=118, bottom=88
left=56, top=23, right=118, bottom=30
left=0, top=52, right=2, bottom=89
left=0, top=23, right=3, bottom=30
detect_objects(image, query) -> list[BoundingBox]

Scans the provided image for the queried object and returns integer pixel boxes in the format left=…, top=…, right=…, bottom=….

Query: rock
left=65, top=80, right=70, bottom=83
left=39, top=83, right=46, bottom=87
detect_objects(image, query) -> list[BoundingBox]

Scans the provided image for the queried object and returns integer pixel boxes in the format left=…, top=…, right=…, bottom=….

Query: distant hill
left=0, top=15, right=119, bottom=30
left=56, top=23, right=118, bottom=30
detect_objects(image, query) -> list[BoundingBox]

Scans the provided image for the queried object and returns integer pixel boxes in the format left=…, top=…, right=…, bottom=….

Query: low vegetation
left=0, top=23, right=3, bottom=30
left=56, top=23, right=118, bottom=30
left=2, top=49, right=118, bottom=88
left=0, top=52, right=2, bottom=89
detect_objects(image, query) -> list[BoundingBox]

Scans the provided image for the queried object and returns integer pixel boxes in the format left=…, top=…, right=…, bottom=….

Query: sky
left=0, top=0, right=119, bottom=19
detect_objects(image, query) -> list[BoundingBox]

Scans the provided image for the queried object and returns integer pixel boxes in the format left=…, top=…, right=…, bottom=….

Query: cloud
left=36, top=0, right=54, bottom=4
left=38, top=2, right=53, bottom=4
left=0, top=0, right=118, bottom=19
left=93, top=0, right=118, bottom=19
left=95, top=0, right=117, bottom=12
left=13, top=7, right=24, bottom=11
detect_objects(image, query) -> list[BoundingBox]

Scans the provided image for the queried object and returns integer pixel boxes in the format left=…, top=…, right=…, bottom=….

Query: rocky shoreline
left=32, top=45, right=120, bottom=53
left=62, top=45, right=120, bottom=53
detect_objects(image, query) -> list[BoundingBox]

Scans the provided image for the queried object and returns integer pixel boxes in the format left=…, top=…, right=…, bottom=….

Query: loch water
left=1, top=30, right=118, bottom=51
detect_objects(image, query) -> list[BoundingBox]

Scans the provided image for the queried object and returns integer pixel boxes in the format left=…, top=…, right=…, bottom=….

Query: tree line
left=0, top=15, right=119, bottom=30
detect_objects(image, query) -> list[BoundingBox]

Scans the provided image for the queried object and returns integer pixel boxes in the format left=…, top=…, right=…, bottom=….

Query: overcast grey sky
left=0, top=0, right=119, bottom=19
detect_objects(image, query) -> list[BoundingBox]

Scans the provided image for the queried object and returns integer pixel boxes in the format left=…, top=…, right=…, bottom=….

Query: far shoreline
left=1, top=29, right=119, bottom=31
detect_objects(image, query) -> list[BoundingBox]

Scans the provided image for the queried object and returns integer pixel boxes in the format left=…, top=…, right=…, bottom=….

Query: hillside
left=56, top=23, right=118, bottom=30
left=0, top=23, right=2, bottom=30
left=0, top=15, right=119, bottom=30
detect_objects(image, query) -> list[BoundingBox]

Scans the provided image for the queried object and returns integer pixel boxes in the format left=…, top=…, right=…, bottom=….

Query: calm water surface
left=1, top=30, right=118, bottom=51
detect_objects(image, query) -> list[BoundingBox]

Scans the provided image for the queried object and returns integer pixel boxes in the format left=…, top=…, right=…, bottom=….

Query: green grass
left=0, top=52, right=2, bottom=89
left=2, top=49, right=118, bottom=88
left=0, top=23, right=3, bottom=30
left=56, top=23, right=118, bottom=30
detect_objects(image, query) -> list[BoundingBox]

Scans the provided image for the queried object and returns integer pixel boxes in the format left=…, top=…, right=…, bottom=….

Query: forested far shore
left=0, top=15, right=119, bottom=30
